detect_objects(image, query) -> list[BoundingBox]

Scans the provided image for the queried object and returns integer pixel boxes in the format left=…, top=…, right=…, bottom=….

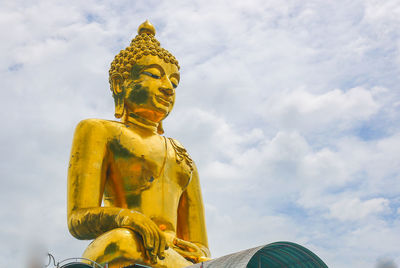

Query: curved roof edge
left=187, top=241, right=328, bottom=268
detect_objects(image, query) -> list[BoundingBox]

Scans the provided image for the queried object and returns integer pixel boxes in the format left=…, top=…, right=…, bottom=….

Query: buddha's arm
left=67, top=120, right=166, bottom=263
left=67, top=119, right=117, bottom=239
left=175, top=164, right=211, bottom=262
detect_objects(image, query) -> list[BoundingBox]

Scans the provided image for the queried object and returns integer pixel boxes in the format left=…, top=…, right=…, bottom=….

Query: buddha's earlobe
left=157, top=122, right=164, bottom=135
left=114, top=97, right=124, bottom=119
left=111, top=73, right=124, bottom=119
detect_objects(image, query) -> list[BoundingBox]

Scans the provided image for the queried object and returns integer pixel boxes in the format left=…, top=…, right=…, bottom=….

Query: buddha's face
left=122, top=55, right=180, bottom=123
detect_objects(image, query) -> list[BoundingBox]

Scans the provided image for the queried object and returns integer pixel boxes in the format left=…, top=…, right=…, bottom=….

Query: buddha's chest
left=103, top=131, right=193, bottom=208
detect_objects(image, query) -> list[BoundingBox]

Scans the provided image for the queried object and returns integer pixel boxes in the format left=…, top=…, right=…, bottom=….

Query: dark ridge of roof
left=188, top=241, right=328, bottom=268
left=59, top=263, right=93, bottom=268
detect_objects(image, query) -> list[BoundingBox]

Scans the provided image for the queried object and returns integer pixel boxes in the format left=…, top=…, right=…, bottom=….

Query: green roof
left=247, top=242, right=328, bottom=268
left=188, top=241, right=328, bottom=268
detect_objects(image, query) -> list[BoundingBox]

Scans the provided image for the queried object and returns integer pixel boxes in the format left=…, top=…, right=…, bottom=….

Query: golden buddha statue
left=67, top=20, right=210, bottom=268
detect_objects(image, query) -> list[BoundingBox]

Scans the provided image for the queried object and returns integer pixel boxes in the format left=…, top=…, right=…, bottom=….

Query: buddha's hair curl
left=109, top=21, right=179, bottom=89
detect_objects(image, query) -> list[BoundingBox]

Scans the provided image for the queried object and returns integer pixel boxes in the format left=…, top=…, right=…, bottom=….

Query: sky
left=1, top=0, right=400, bottom=267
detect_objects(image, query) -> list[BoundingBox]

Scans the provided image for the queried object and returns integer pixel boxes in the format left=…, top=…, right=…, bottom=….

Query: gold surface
left=67, top=21, right=210, bottom=268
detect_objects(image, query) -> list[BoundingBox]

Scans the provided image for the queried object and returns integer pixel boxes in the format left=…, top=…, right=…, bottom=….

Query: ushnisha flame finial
left=138, top=20, right=156, bottom=36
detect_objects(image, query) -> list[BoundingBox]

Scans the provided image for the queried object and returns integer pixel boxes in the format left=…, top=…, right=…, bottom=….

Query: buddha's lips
left=155, top=95, right=172, bottom=106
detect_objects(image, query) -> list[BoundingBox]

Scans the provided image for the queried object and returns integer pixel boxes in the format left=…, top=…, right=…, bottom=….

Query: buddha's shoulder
left=167, top=137, right=194, bottom=171
left=167, top=138, right=187, bottom=151
left=75, top=118, right=124, bottom=133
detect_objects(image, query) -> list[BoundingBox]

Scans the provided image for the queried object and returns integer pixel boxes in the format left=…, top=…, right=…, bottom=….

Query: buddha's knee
left=83, top=228, right=147, bottom=266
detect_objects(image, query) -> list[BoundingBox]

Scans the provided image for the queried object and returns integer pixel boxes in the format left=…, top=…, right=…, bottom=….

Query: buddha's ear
left=111, top=73, right=124, bottom=118
left=111, top=73, right=124, bottom=95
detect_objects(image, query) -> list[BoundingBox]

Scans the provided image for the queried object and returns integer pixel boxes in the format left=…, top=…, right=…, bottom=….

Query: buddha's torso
left=100, top=120, right=192, bottom=232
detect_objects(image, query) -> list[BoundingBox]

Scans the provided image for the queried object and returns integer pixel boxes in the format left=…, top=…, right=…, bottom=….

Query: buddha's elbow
left=67, top=210, right=88, bottom=240
left=67, top=212, right=80, bottom=239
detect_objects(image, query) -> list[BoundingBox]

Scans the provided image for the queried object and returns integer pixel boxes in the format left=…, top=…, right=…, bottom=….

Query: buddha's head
left=109, top=20, right=180, bottom=133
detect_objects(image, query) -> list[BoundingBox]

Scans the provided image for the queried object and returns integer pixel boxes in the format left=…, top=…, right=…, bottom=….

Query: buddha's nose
left=159, top=81, right=174, bottom=96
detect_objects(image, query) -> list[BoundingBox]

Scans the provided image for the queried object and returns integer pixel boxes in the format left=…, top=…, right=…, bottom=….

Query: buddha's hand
left=117, top=210, right=167, bottom=264
left=172, top=237, right=211, bottom=263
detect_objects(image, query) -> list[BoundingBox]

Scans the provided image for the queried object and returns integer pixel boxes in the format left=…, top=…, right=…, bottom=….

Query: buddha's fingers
left=154, top=226, right=161, bottom=260
left=147, top=224, right=159, bottom=263
left=152, top=227, right=166, bottom=260
left=135, top=223, right=154, bottom=257
left=141, top=225, right=159, bottom=264
left=158, top=232, right=166, bottom=260
left=173, top=238, right=204, bottom=262
left=174, top=247, right=202, bottom=263
left=174, top=237, right=198, bottom=251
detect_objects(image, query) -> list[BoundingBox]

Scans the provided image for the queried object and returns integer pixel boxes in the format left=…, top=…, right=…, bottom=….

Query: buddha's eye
left=142, top=71, right=161, bottom=79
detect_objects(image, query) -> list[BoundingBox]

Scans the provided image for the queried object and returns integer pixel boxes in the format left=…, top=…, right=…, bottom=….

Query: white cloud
left=262, top=87, right=380, bottom=132
left=328, top=197, right=390, bottom=221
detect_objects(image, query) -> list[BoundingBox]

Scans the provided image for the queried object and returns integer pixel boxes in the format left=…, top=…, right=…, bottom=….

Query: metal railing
left=45, top=253, right=106, bottom=268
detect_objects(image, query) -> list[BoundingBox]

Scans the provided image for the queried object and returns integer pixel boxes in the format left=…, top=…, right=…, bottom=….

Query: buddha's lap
left=82, top=228, right=192, bottom=267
